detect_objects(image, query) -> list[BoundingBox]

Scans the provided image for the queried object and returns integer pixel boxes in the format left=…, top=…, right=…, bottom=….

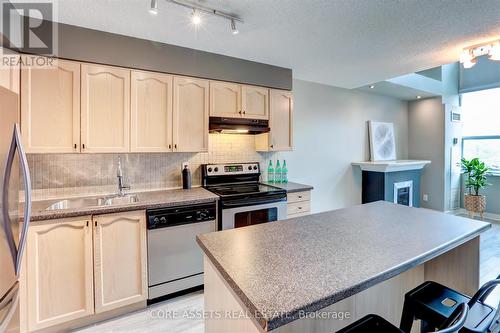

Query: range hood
left=209, top=117, right=270, bottom=134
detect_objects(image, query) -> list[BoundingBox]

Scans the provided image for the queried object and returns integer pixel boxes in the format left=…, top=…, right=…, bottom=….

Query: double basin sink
left=45, top=194, right=139, bottom=211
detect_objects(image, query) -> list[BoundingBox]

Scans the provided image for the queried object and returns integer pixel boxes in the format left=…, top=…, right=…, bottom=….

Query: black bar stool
left=399, top=276, right=500, bottom=333
left=337, top=303, right=469, bottom=333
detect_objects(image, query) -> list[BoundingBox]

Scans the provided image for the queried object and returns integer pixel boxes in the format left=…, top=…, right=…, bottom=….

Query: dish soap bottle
left=275, top=160, right=282, bottom=183
left=267, top=160, right=275, bottom=183
left=282, top=160, right=288, bottom=183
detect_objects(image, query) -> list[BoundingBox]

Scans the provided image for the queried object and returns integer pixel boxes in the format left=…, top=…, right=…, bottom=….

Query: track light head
left=149, top=0, right=158, bottom=15
left=192, top=9, right=201, bottom=25
left=231, top=19, right=239, bottom=35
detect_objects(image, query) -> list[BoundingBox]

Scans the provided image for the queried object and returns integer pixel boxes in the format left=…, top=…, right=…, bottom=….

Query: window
left=461, top=87, right=500, bottom=174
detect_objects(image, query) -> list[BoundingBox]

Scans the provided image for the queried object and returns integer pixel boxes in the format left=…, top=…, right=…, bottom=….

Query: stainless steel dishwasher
left=147, top=203, right=216, bottom=301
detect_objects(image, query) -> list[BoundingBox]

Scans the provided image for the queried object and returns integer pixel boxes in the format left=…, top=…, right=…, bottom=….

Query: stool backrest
left=435, top=303, right=469, bottom=333
left=468, top=277, right=500, bottom=306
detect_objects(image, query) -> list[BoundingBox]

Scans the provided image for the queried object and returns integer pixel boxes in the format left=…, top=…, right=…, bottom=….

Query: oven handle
left=221, top=196, right=286, bottom=208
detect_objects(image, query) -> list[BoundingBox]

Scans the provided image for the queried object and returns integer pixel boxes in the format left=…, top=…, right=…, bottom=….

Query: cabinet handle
left=169, top=144, right=172, bottom=149
left=74, top=144, right=77, bottom=149
left=82, top=144, right=85, bottom=149
left=298, top=207, right=302, bottom=210
left=298, top=196, right=303, bottom=199
left=95, top=221, right=97, bottom=227
left=239, top=110, right=242, bottom=114
left=174, top=144, right=177, bottom=149
left=243, top=110, right=246, bottom=114
left=270, top=144, right=274, bottom=149
left=86, top=221, right=89, bottom=227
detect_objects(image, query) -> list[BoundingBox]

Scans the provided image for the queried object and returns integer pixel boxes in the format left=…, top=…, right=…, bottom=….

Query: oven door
left=221, top=200, right=287, bottom=230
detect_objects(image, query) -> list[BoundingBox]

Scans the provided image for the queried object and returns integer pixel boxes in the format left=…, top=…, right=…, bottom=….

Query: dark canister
left=182, top=165, right=191, bottom=189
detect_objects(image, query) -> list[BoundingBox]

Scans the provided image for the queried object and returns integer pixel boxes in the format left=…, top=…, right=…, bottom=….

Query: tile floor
left=75, top=220, right=500, bottom=333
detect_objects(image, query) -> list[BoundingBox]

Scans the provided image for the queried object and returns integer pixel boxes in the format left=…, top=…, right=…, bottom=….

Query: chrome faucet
left=116, top=156, right=131, bottom=196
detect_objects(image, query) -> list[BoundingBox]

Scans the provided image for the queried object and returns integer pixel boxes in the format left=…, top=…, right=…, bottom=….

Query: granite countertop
left=197, top=201, right=490, bottom=331
left=27, top=187, right=219, bottom=222
left=261, top=181, right=313, bottom=193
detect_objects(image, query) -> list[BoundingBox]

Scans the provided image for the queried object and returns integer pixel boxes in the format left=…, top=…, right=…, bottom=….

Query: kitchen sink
left=44, top=194, right=140, bottom=211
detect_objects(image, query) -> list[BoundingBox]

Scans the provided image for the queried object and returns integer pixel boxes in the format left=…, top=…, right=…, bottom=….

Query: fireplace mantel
left=351, top=160, right=431, bottom=173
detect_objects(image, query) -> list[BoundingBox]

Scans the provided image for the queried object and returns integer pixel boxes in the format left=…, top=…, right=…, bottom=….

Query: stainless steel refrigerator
left=0, top=86, right=32, bottom=332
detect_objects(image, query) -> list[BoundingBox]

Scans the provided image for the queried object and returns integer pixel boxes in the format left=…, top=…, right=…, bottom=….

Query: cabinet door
left=172, top=76, right=209, bottom=152
left=21, top=57, right=81, bottom=153
left=93, top=211, right=147, bottom=313
left=0, top=49, right=20, bottom=93
left=26, top=217, right=94, bottom=331
left=269, top=90, right=293, bottom=151
left=241, top=85, right=269, bottom=119
left=131, top=71, right=173, bottom=152
left=209, top=81, right=241, bottom=118
left=81, top=64, right=130, bottom=153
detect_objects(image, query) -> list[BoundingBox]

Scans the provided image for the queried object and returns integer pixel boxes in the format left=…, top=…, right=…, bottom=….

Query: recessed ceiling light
left=192, top=9, right=201, bottom=25
left=231, top=19, right=239, bottom=35
left=416, top=95, right=422, bottom=99
left=369, top=85, right=375, bottom=89
left=149, top=0, right=158, bottom=15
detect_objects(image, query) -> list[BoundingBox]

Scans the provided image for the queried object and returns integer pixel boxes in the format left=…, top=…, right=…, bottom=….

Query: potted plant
left=461, top=157, right=490, bottom=218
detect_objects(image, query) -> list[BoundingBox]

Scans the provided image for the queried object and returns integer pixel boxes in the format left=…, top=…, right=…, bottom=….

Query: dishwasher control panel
left=147, top=203, right=216, bottom=230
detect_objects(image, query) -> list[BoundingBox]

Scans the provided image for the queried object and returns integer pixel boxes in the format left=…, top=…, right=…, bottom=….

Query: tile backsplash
left=27, top=134, right=277, bottom=201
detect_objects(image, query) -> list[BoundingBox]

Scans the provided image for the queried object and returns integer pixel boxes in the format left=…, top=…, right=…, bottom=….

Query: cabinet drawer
left=287, top=201, right=310, bottom=215
left=287, top=190, right=311, bottom=203
left=287, top=211, right=310, bottom=219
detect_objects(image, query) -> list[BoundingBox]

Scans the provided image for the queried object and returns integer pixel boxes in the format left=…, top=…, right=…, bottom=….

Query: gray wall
left=281, top=79, right=408, bottom=213
left=408, top=97, right=446, bottom=211
left=460, top=56, right=500, bottom=93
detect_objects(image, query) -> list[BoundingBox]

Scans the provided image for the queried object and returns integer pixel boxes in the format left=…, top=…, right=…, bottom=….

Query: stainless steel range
left=202, top=162, right=287, bottom=230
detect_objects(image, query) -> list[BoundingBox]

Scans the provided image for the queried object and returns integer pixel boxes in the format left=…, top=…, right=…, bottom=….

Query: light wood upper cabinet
left=131, top=71, right=173, bottom=152
left=241, top=85, right=269, bottom=119
left=256, top=90, right=293, bottom=151
left=173, top=76, right=209, bottom=152
left=0, top=50, right=20, bottom=93
left=93, top=211, right=147, bottom=314
left=209, top=81, right=241, bottom=118
left=81, top=64, right=130, bottom=153
left=25, top=217, right=94, bottom=332
left=21, top=57, right=81, bottom=153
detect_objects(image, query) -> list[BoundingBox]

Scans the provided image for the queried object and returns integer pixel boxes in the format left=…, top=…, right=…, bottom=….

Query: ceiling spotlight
left=230, top=19, right=239, bottom=35
left=369, top=85, right=375, bottom=89
left=149, top=0, right=158, bottom=15
left=416, top=95, right=422, bottom=99
left=192, top=9, right=201, bottom=25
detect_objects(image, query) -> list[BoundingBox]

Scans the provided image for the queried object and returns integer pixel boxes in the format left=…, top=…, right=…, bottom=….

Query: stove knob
left=160, top=217, right=166, bottom=223
left=208, top=167, right=213, bottom=172
left=214, top=167, right=219, bottom=172
left=153, top=217, right=159, bottom=223
left=248, top=166, right=252, bottom=170
left=253, top=165, right=258, bottom=170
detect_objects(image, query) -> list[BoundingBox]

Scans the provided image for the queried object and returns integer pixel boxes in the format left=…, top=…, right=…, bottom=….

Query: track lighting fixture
left=149, top=0, right=158, bottom=15
left=231, top=19, right=239, bottom=35
left=460, top=40, right=500, bottom=69
left=148, top=0, right=243, bottom=34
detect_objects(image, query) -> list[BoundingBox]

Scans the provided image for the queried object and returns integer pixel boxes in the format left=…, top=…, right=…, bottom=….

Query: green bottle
left=282, top=160, right=288, bottom=183
left=275, top=160, right=282, bottom=183
left=267, top=160, right=274, bottom=183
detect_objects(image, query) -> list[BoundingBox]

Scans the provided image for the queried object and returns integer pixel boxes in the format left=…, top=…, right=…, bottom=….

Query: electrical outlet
left=423, top=194, right=429, bottom=202
left=182, top=162, right=189, bottom=169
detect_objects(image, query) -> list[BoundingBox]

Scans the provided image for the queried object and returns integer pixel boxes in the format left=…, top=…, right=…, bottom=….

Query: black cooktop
left=206, top=183, right=285, bottom=198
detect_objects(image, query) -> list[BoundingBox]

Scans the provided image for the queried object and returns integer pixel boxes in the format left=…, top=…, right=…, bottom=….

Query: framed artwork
left=368, top=121, right=396, bottom=161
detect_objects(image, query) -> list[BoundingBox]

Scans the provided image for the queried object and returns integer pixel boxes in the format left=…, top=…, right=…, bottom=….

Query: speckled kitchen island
left=197, top=201, right=490, bottom=333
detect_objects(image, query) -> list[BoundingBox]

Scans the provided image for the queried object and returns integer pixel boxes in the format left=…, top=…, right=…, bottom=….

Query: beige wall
left=279, top=79, right=409, bottom=213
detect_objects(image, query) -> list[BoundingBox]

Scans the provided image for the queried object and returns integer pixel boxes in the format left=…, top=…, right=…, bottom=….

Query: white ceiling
left=55, top=0, right=500, bottom=89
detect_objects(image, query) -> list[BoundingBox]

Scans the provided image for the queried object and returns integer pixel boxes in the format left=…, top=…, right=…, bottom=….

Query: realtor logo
left=1, top=1, right=57, bottom=55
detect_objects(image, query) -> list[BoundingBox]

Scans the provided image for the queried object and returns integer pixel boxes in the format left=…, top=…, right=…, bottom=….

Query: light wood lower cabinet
left=287, top=190, right=311, bottom=218
left=25, top=217, right=94, bottom=332
left=23, top=211, right=147, bottom=332
left=93, top=211, right=148, bottom=313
